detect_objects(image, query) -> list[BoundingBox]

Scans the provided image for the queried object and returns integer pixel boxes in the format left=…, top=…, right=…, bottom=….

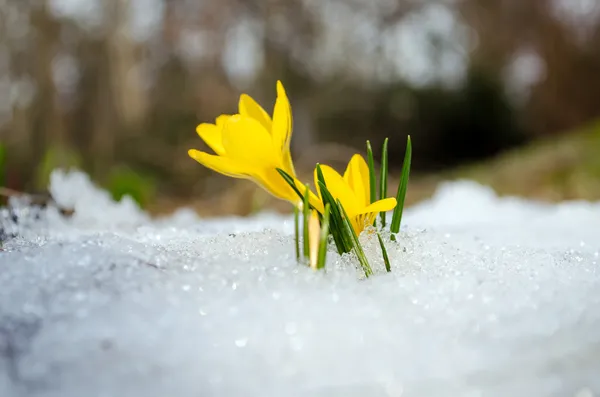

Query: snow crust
left=1, top=169, right=599, bottom=397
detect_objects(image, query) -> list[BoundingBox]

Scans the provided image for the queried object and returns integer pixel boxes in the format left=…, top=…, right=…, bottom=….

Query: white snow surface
left=1, top=169, right=600, bottom=397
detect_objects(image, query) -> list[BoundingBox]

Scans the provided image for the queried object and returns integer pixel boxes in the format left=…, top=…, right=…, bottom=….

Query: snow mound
left=48, top=169, right=149, bottom=229
left=1, top=169, right=599, bottom=397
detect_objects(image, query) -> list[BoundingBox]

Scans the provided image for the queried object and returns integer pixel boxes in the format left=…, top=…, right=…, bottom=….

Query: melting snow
left=1, top=169, right=599, bottom=397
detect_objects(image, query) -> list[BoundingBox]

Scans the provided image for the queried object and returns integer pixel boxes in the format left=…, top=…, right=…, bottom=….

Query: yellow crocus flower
left=188, top=80, right=306, bottom=205
left=314, top=154, right=397, bottom=234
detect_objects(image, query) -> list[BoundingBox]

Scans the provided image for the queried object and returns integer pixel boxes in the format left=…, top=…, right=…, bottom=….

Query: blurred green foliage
left=106, top=167, right=157, bottom=208
left=36, top=145, right=82, bottom=190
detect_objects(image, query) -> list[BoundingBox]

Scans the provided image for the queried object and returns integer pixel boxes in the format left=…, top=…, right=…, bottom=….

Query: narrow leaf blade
left=293, top=205, right=300, bottom=261
left=337, top=199, right=373, bottom=277
left=317, top=203, right=331, bottom=269
left=318, top=180, right=352, bottom=254
left=377, top=232, right=391, bottom=272
left=315, top=164, right=353, bottom=254
left=366, top=140, right=377, bottom=204
left=302, top=185, right=310, bottom=262
left=379, top=138, right=389, bottom=227
left=390, top=135, right=412, bottom=234
left=276, top=168, right=305, bottom=203
left=308, top=210, right=321, bottom=269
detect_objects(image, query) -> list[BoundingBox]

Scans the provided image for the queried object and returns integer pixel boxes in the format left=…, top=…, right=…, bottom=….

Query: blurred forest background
left=1, top=0, right=600, bottom=216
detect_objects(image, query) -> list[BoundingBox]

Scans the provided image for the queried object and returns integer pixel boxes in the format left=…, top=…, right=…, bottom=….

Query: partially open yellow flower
left=188, top=80, right=306, bottom=204
left=314, top=154, right=397, bottom=234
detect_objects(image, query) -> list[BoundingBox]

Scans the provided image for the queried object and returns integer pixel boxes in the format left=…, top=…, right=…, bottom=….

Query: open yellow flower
left=314, top=154, right=397, bottom=234
left=188, top=80, right=306, bottom=204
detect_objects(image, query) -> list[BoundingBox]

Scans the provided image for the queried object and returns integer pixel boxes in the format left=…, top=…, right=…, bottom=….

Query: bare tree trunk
left=29, top=0, right=66, bottom=188
left=105, top=0, right=146, bottom=133
left=30, top=2, right=63, bottom=146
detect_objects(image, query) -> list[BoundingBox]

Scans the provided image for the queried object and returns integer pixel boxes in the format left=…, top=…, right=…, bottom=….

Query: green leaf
left=379, top=138, right=389, bottom=227
left=390, top=135, right=412, bottom=235
left=317, top=180, right=352, bottom=254
left=366, top=140, right=377, bottom=205
left=302, top=184, right=310, bottom=263
left=276, top=168, right=305, bottom=201
left=337, top=199, right=373, bottom=278
left=277, top=168, right=310, bottom=261
left=377, top=232, right=391, bottom=272
left=107, top=166, right=156, bottom=208
left=315, top=164, right=353, bottom=254
left=278, top=164, right=350, bottom=256
left=293, top=205, right=300, bottom=261
left=36, top=144, right=82, bottom=191
left=317, top=203, right=331, bottom=270
left=315, top=163, right=327, bottom=191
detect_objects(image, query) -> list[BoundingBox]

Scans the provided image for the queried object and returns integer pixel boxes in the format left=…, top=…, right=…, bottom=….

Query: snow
left=1, top=169, right=600, bottom=397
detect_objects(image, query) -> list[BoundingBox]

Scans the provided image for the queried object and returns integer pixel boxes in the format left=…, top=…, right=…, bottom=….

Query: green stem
left=317, top=203, right=331, bottom=269
left=316, top=164, right=353, bottom=254
left=366, top=141, right=377, bottom=227
left=366, top=140, right=377, bottom=204
left=338, top=199, right=373, bottom=277
left=293, top=205, right=300, bottom=261
left=390, top=135, right=412, bottom=235
left=302, top=185, right=310, bottom=263
left=377, top=232, right=391, bottom=272
left=379, top=138, right=389, bottom=227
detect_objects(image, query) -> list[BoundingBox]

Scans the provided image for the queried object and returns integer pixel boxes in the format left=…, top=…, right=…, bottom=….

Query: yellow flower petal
left=351, top=198, right=397, bottom=234
left=215, top=115, right=231, bottom=128
left=359, top=197, right=397, bottom=215
left=281, top=148, right=296, bottom=179
left=350, top=217, right=363, bottom=235
left=190, top=149, right=301, bottom=203
left=272, top=81, right=295, bottom=177
left=314, top=164, right=359, bottom=217
left=221, top=115, right=277, bottom=166
left=353, top=213, right=374, bottom=234
left=282, top=174, right=323, bottom=212
left=196, top=123, right=226, bottom=156
left=238, top=94, right=272, bottom=132
left=298, top=180, right=324, bottom=213
left=343, top=154, right=370, bottom=208
left=188, top=149, right=252, bottom=179
left=272, top=81, right=292, bottom=155
left=189, top=81, right=307, bottom=207
left=255, top=167, right=302, bottom=203
left=308, top=190, right=324, bottom=213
